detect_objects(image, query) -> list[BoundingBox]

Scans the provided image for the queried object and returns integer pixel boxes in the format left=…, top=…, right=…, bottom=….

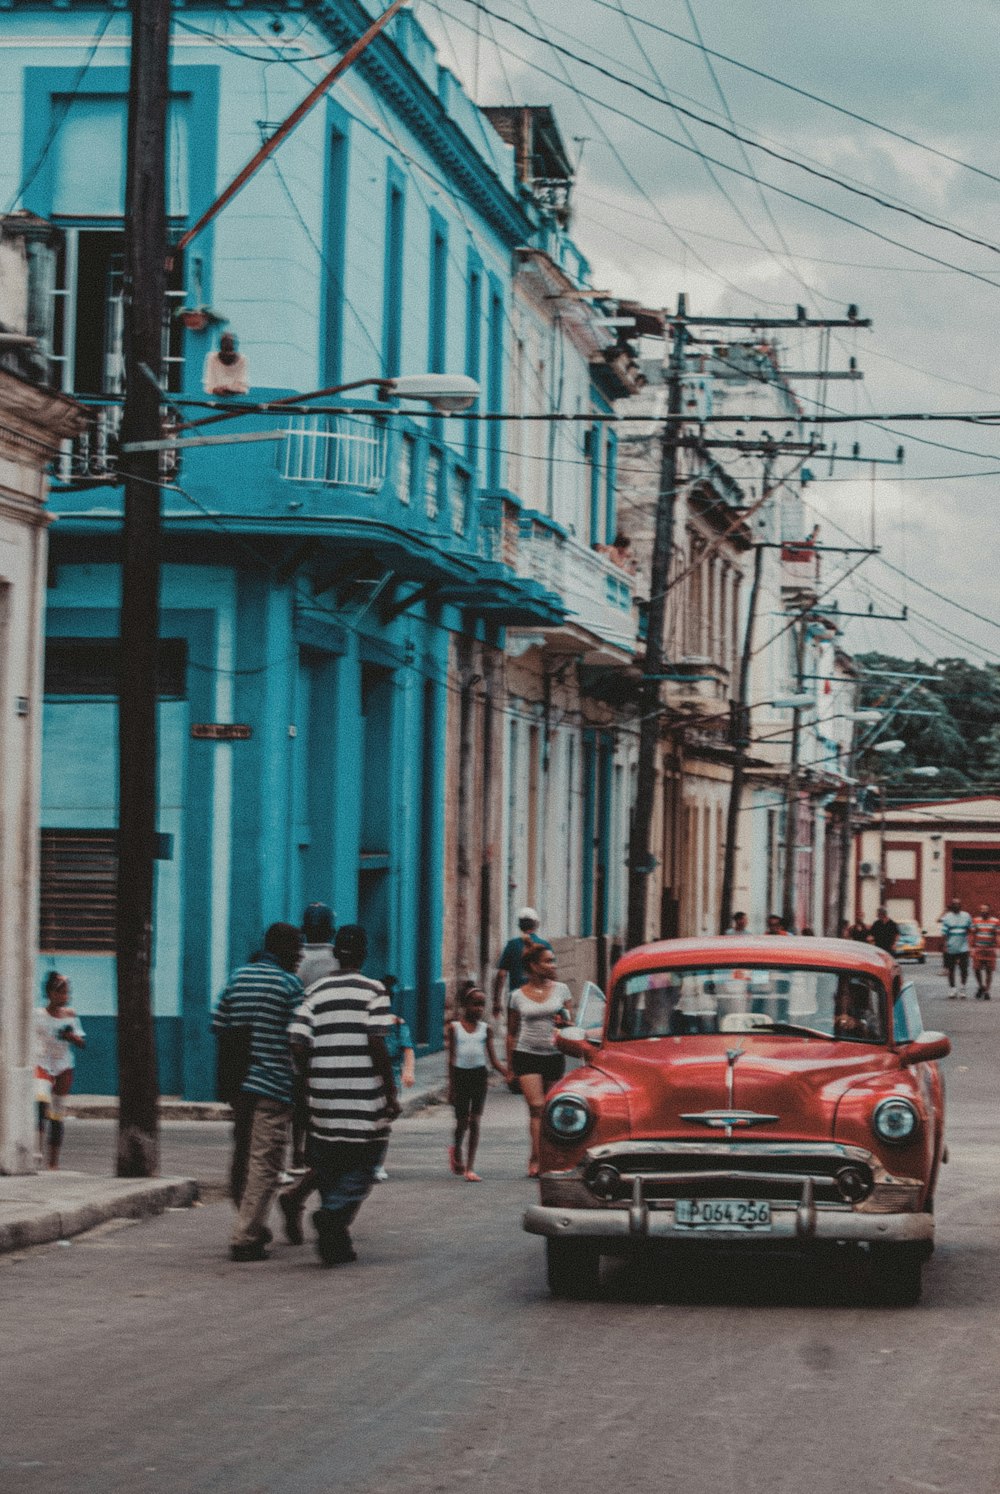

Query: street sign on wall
left=190, top=723, right=252, bottom=741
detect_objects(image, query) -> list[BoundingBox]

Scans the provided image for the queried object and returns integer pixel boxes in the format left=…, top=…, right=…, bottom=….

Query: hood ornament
left=725, top=1046, right=745, bottom=1111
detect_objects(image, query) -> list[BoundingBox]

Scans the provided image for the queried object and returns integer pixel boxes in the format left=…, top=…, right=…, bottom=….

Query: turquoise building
left=2, top=0, right=566, bottom=1095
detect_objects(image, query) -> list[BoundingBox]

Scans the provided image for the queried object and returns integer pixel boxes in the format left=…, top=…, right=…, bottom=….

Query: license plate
left=674, top=1198, right=772, bottom=1231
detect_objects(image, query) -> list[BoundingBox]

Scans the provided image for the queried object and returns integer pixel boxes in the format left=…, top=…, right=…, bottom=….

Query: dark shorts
left=944, top=951, right=970, bottom=978
left=511, top=1050, right=565, bottom=1085
left=452, top=1066, right=489, bottom=1121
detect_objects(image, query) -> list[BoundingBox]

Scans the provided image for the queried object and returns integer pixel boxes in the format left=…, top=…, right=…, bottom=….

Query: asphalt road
left=3, top=969, right=1000, bottom=1494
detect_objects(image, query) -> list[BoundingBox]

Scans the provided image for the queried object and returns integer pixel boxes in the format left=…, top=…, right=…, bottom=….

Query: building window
left=428, top=213, right=448, bottom=375
left=486, top=277, right=504, bottom=490
left=382, top=164, right=406, bottom=378
left=604, top=428, right=618, bottom=544
left=464, top=253, right=482, bottom=467
left=40, top=829, right=117, bottom=953
left=396, top=432, right=414, bottom=505
left=323, top=118, right=350, bottom=385
left=424, top=450, right=441, bottom=519
left=450, top=465, right=470, bottom=536
left=45, top=637, right=188, bottom=698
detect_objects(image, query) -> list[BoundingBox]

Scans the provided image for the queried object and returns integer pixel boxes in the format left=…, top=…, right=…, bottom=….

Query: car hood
left=590, top=1038, right=897, bottom=1142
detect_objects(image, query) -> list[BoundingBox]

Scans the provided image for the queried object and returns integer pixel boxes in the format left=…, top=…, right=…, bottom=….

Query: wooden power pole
left=116, top=0, right=170, bottom=1176
left=626, top=295, right=687, bottom=951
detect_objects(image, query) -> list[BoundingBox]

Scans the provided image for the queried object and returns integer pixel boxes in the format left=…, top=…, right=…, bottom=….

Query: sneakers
left=312, top=1208, right=357, bottom=1268
left=278, top=1190, right=305, bottom=1245
left=230, top=1240, right=270, bottom=1262
left=373, top=1165, right=389, bottom=1183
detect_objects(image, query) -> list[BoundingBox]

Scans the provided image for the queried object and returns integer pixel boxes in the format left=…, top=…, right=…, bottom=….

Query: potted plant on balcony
left=175, top=304, right=227, bottom=333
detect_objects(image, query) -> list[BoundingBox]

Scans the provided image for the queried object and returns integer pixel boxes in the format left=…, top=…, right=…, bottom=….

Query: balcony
left=47, top=391, right=564, bottom=627
left=281, top=412, right=387, bottom=493
left=501, top=508, right=636, bottom=655
left=661, top=657, right=731, bottom=713
left=52, top=399, right=178, bottom=487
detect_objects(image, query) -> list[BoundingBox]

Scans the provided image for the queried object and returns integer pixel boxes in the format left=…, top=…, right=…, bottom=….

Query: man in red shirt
left=970, top=903, right=1000, bottom=1000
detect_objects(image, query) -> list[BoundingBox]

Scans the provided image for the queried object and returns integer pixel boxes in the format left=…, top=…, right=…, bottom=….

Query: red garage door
left=947, top=844, right=1000, bottom=913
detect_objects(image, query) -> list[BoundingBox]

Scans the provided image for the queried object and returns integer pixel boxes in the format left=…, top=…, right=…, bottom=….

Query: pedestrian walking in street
left=869, top=905, right=900, bottom=955
left=971, top=903, right=1000, bottom=999
left=492, top=907, right=553, bottom=1019
left=289, top=924, right=400, bottom=1268
left=940, top=897, right=973, bottom=998
left=292, top=903, right=339, bottom=1170
left=506, top=944, right=573, bottom=1178
left=447, top=987, right=509, bottom=1181
left=846, top=917, right=870, bottom=942
left=297, top=903, right=338, bottom=989
left=725, top=911, right=749, bottom=935
left=374, top=975, right=415, bottom=1181
left=213, top=922, right=304, bottom=1261
left=765, top=914, right=789, bottom=936
left=34, top=973, right=85, bottom=1170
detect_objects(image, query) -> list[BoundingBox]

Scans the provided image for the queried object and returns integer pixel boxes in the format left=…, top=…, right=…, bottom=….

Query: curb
left=66, top=1084, right=449, bottom=1124
left=0, top=1178, right=199, bottom=1255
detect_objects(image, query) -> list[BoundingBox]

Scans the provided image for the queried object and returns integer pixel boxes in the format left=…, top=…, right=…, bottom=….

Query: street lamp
left=871, top=739, right=906, bottom=754
left=907, top=765, right=940, bottom=778
left=771, top=692, right=814, bottom=711
left=849, top=709, right=883, bottom=723
left=387, top=373, right=479, bottom=412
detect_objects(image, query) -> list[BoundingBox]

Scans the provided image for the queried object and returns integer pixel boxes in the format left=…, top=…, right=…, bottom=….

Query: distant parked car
left=894, top=921, right=926, bottom=963
left=523, top=937, right=949, bottom=1306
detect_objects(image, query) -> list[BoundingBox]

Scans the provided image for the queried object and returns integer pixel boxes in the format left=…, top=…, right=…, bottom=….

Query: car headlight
left=544, top=1093, right=594, bottom=1143
left=872, top=1098, right=919, bottom=1145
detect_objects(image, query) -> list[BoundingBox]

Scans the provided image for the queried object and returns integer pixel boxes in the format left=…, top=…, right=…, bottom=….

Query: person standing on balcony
left=203, top=332, right=250, bottom=396
left=492, top=908, right=553, bottom=1020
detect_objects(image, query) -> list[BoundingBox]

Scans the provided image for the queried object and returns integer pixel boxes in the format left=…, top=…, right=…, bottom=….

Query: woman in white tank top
left=505, top=944, right=573, bottom=1177
left=447, top=987, right=510, bottom=1181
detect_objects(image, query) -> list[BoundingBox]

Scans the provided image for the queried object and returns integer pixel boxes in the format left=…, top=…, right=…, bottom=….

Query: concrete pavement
left=0, top=1048, right=449, bottom=1253
left=3, top=969, right=1000, bottom=1493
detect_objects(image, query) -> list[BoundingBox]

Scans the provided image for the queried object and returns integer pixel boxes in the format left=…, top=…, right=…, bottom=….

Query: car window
left=608, top=965, right=887, bottom=1044
left=893, top=980, right=925, bottom=1043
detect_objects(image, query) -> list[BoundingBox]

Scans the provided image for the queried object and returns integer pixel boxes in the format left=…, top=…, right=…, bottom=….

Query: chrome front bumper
left=523, top=1192, right=934, bottom=1246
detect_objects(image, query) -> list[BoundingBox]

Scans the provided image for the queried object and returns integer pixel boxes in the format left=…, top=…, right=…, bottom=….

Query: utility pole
left=625, top=300, right=870, bottom=950
left=780, top=621, right=806, bottom=932
left=718, top=539, right=764, bottom=933
left=116, top=0, right=170, bottom=1177
left=626, top=294, right=687, bottom=951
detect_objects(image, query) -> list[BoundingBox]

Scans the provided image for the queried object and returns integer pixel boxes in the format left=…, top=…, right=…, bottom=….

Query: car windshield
left=608, top=965, right=887, bottom=1044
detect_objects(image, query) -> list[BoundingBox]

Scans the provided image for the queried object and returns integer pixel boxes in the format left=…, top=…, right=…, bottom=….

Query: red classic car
left=524, top=937, right=950, bottom=1305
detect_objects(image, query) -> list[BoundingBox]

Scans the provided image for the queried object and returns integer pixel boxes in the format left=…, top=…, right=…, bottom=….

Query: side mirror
left=555, top=1026, right=599, bottom=1060
left=899, top=1032, right=951, bottom=1066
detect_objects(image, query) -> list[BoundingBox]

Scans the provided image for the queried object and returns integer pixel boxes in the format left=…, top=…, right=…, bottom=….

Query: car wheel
left=918, top=955, right=926, bottom=964
left=868, top=1243, right=923, bottom=1307
left=546, top=1238, right=601, bottom=1299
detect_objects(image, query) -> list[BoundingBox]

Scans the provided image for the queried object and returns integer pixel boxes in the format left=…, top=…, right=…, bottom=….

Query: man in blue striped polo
left=214, top=922, right=304, bottom=1262
left=290, top=923, right=400, bottom=1267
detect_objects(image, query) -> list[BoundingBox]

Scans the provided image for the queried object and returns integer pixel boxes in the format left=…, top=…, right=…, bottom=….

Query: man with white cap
left=492, top=907, right=553, bottom=1019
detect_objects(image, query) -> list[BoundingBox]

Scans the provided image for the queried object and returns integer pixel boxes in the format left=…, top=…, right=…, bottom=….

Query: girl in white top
left=446, top=987, right=509, bottom=1182
left=35, top=972, right=86, bottom=1169
left=506, top=944, right=573, bottom=1177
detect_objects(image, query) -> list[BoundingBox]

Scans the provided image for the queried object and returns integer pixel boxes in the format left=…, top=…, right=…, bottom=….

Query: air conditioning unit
left=858, top=861, right=876, bottom=878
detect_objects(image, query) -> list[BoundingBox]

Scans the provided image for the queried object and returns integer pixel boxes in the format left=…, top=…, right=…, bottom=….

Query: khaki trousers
left=231, top=1097, right=291, bottom=1249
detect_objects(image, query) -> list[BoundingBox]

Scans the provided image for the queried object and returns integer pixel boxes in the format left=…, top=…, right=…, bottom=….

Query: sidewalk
left=66, top=1047, right=450, bottom=1121
left=1, top=1050, right=449, bottom=1255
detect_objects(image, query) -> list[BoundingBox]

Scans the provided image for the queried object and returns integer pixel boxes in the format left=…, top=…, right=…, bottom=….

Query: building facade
left=0, top=216, right=86, bottom=1168
left=1, top=1, right=578, bottom=1096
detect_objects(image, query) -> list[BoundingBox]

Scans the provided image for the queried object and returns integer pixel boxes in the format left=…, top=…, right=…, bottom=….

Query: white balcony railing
left=281, top=413, right=387, bottom=492
left=55, top=401, right=178, bottom=486
left=560, top=537, right=636, bottom=651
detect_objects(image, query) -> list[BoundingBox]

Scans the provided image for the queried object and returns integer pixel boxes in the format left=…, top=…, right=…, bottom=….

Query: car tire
left=918, top=955, right=926, bottom=964
left=546, top=1238, right=601, bottom=1299
left=868, top=1243, right=923, bottom=1307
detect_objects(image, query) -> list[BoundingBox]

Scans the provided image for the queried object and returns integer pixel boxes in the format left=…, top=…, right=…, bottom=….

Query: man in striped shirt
left=214, top=922, right=304, bottom=1261
left=289, top=923, right=400, bottom=1267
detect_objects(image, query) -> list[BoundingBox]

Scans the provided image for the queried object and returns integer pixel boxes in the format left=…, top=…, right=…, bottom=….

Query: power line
left=575, top=0, right=1000, bottom=190
left=449, top=0, right=1000, bottom=262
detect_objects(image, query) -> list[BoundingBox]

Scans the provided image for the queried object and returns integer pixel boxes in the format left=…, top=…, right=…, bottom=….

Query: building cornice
left=308, top=0, right=532, bottom=245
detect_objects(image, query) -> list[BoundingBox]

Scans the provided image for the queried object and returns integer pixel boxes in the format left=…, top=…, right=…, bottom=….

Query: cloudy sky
left=416, top=0, right=1000, bottom=667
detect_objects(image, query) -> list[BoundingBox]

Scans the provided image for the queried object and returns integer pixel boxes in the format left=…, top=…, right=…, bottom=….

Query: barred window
left=40, top=829, right=117, bottom=952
